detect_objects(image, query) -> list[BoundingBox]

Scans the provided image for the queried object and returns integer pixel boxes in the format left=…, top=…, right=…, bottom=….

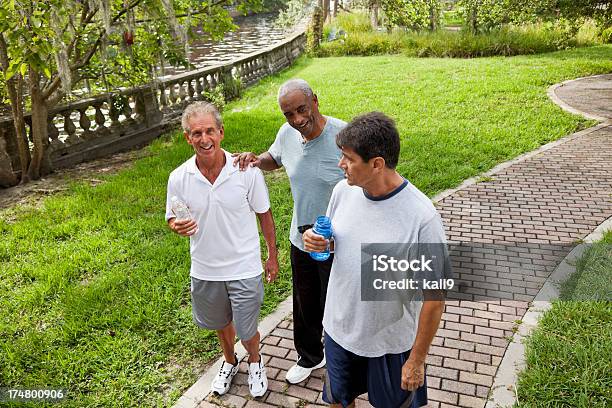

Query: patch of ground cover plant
left=517, top=231, right=612, bottom=407
left=442, top=8, right=463, bottom=27
left=1, top=45, right=612, bottom=406
left=317, top=11, right=605, bottom=58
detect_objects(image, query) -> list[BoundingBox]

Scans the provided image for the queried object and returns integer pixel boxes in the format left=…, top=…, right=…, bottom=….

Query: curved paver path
left=188, top=75, right=612, bottom=408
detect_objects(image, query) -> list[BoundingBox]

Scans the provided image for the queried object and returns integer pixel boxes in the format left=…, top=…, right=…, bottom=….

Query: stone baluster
left=253, top=60, right=259, bottom=81
left=248, top=60, right=256, bottom=83
left=123, top=97, right=134, bottom=123
left=159, top=84, right=169, bottom=111
left=249, top=61, right=255, bottom=83
left=195, top=76, right=204, bottom=100
left=93, top=103, right=107, bottom=132
left=63, top=111, right=78, bottom=145
left=78, top=108, right=94, bottom=140
left=178, top=80, right=188, bottom=105
left=109, top=100, right=121, bottom=127
left=242, top=63, right=249, bottom=85
left=188, top=79, right=195, bottom=102
left=48, top=115, right=61, bottom=148
left=257, top=57, right=265, bottom=79
left=169, top=83, right=178, bottom=105
left=266, top=53, right=274, bottom=75
left=245, top=62, right=252, bottom=83
left=231, top=66, right=239, bottom=84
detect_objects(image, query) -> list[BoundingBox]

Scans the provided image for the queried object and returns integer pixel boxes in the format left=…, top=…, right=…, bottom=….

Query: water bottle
left=310, top=216, right=332, bottom=261
left=171, top=196, right=198, bottom=234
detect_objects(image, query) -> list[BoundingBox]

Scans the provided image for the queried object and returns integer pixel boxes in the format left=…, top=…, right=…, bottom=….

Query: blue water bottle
left=310, top=216, right=332, bottom=261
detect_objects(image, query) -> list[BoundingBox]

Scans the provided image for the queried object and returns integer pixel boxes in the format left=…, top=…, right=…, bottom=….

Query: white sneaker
left=285, top=356, right=326, bottom=384
left=248, top=359, right=268, bottom=397
left=211, top=355, right=239, bottom=395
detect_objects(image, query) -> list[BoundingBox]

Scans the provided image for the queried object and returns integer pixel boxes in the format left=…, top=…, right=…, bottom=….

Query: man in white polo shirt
left=165, top=102, right=279, bottom=398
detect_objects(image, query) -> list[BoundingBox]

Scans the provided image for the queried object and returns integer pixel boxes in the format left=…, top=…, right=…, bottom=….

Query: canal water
left=159, top=12, right=300, bottom=77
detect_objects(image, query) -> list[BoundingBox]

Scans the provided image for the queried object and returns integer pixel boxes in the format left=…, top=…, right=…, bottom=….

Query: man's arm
left=401, top=298, right=445, bottom=391
left=232, top=151, right=281, bottom=171
left=256, top=209, right=279, bottom=282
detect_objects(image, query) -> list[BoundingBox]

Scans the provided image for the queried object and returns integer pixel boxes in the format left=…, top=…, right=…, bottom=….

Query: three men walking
left=166, top=81, right=446, bottom=407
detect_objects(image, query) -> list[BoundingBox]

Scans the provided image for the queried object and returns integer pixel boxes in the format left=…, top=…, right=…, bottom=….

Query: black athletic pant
left=290, top=243, right=333, bottom=368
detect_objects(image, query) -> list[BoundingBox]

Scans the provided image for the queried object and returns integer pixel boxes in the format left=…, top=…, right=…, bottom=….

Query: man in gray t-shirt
left=233, top=79, right=346, bottom=384
left=304, top=112, right=446, bottom=407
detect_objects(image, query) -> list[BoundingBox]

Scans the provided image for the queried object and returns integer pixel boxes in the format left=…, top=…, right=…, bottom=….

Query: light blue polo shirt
left=268, top=116, right=346, bottom=251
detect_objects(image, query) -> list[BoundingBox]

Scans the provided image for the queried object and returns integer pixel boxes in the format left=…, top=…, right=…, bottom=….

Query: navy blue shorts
left=323, top=333, right=428, bottom=408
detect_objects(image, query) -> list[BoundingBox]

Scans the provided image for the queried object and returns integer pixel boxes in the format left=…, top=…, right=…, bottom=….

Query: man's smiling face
left=184, top=113, right=224, bottom=163
left=279, top=90, right=319, bottom=139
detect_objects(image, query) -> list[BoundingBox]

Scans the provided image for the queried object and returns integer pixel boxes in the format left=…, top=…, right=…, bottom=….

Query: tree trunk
left=0, top=34, right=31, bottom=183
left=27, top=69, right=52, bottom=180
left=470, top=3, right=479, bottom=33
left=322, top=0, right=330, bottom=22
left=370, top=0, right=379, bottom=29
left=333, top=0, right=338, bottom=19
left=429, top=1, right=436, bottom=31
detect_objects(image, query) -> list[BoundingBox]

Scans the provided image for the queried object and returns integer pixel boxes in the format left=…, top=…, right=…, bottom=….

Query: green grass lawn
left=517, top=231, right=612, bottom=407
left=1, top=45, right=612, bottom=407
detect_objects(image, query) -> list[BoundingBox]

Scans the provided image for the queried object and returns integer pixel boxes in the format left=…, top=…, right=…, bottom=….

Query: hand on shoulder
left=232, top=152, right=260, bottom=171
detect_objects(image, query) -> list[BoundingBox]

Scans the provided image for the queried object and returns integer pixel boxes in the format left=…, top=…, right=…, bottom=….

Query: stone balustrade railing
left=0, top=30, right=306, bottom=187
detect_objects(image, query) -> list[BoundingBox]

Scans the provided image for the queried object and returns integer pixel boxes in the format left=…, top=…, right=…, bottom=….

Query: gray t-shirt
left=268, top=116, right=346, bottom=251
left=323, top=179, right=447, bottom=357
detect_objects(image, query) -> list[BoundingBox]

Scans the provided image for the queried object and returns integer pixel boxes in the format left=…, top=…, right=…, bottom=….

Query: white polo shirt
left=165, top=150, right=271, bottom=281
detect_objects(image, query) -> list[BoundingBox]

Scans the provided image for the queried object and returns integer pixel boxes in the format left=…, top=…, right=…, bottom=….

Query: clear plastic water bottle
left=310, top=216, right=332, bottom=261
left=171, top=196, right=198, bottom=234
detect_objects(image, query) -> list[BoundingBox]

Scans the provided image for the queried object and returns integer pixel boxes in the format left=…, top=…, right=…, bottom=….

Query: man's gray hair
left=181, top=101, right=223, bottom=133
left=277, top=79, right=314, bottom=103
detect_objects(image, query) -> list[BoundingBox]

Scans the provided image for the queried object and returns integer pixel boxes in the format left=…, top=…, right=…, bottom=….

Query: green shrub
left=334, top=10, right=372, bottom=33
left=318, top=15, right=599, bottom=58
left=317, top=31, right=405, bottom=56
left=600, top=27, right=612, bottom=44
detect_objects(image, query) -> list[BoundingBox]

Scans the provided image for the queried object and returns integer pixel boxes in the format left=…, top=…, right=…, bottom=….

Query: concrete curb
left=172, top=297, right=293, bottom=408
left=485, top=216, right=612, bottom=408
left=547, top=74, right=612, bottom=123
left=486, top=73, right=612, bottom=408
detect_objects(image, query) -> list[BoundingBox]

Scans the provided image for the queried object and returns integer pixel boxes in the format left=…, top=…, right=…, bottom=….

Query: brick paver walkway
left=197, top=76, right=612, bottom=408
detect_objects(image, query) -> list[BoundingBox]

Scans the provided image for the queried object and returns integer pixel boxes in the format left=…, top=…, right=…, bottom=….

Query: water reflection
left=162, top=12, right=296, bottom=76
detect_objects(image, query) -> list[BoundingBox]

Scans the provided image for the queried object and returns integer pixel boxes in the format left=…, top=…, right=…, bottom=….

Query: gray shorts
left=190, top=275, right=264, bottom=340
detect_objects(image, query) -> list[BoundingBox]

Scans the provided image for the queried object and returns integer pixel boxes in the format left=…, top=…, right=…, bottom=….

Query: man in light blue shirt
left=233, top=79, right=346, bottom=384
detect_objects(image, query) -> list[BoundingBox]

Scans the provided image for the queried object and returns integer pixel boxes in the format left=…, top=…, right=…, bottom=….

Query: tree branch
left=42, top=0, right=144, bottom=100
left=74, top=0, right=145, bottom=69
left=134, top=0, right=232, bottom=24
